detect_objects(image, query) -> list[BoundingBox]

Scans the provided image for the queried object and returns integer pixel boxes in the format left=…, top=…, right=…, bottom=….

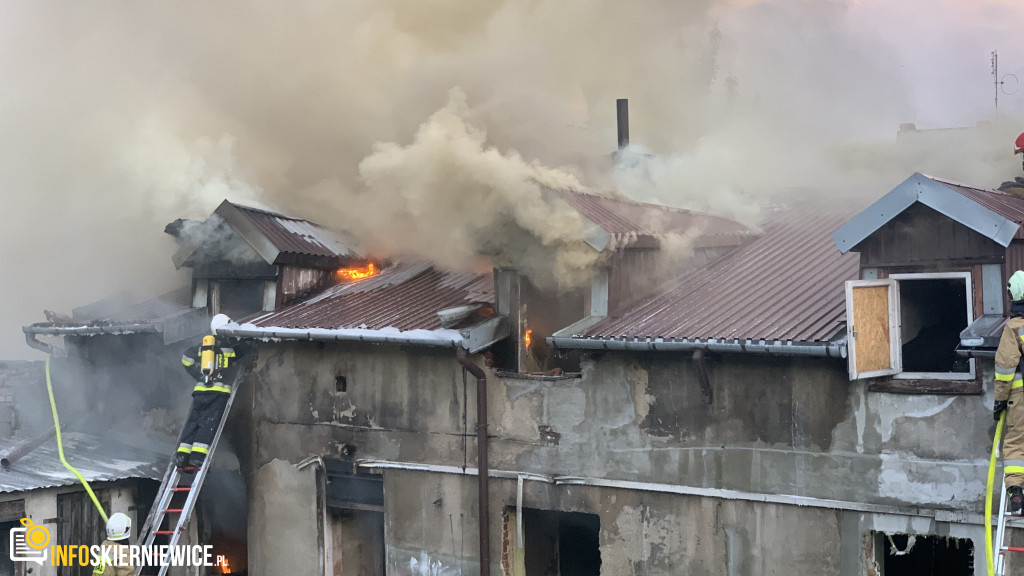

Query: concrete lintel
left=355, top=458, right=986, bottom=525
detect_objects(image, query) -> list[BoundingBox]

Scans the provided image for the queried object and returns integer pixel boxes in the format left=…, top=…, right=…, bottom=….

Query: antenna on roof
left=992, top=50, right=1018, bottom=115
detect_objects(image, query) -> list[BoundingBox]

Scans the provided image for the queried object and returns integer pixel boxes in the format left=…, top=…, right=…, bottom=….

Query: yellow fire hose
left=45, top=357, right=108, bottom=523
left=988, top=412, right=1006, bottom=576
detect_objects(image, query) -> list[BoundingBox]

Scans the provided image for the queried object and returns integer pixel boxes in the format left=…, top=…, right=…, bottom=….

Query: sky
left=1, top=0, right=1024, bottom=358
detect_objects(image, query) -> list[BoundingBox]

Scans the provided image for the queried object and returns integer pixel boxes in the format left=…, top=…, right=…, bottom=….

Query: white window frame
left=889, top=271, right=975, bottom=381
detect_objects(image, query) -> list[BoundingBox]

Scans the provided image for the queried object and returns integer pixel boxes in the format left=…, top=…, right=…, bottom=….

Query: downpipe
left=457, top=347, right=490, bottom=576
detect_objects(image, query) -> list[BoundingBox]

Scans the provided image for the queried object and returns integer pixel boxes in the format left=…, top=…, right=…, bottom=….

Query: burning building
left=19, top=125, right=1024, bottom=574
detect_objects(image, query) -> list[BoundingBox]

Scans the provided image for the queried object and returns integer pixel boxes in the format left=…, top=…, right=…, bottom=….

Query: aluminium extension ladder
left=995, top=479, right=1024, bottom=575
left=135, top=359, right=252, bottom=576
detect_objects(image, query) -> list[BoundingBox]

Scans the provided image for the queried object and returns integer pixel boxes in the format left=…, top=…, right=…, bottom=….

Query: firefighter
left=93, top=512, right=132, bottom=575
left=994, top=270, right=1024, bottom=513
left=175, top=314, right=250, bottom=472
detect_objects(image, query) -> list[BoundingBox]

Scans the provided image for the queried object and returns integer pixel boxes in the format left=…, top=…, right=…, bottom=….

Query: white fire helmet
left=210, top=314, right=232, bottom=335
left=106, top=512, right=131, bottom=541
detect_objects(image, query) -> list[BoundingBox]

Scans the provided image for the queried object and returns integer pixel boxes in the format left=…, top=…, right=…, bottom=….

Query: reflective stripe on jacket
left=994, top=317, right=1024, bottom=402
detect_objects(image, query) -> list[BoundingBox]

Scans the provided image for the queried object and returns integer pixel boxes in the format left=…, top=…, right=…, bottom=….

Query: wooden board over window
left=846, top=279, right=901, bottom=379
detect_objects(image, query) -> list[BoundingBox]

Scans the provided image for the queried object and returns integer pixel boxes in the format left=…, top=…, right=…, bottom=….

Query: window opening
left=891, top=273, right=974, bottom=380
left=871, top=532, right=973, bottom=576
left=505, top=508, right=600, bottom=576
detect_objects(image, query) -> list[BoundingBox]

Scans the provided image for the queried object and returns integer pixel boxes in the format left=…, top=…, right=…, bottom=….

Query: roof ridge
left=226, top=200, right=321, bottom=225
left=922, top=174, right=1000, bottom=194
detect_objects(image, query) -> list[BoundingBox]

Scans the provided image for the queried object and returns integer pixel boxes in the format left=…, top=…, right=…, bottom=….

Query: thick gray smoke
left=1, top=0, right=1024, bottom=356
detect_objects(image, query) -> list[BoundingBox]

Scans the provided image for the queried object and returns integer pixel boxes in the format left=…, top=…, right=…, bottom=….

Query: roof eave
left=218, top=325, right=462, bottom=348
left=548, top=336, right=847, bottom=358
left=22, top=323, right=160, bottom=336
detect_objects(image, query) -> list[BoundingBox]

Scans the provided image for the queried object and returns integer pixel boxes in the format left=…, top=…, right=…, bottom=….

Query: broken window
left=846, top=272, right=975, bottom=383
left=868, top=532, right=973, bottom=575
left=504, top=507, right=601, bottom=576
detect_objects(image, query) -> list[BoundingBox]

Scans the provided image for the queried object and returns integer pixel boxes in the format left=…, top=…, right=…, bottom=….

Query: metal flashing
left=833, top=172, right=1021, bottom=253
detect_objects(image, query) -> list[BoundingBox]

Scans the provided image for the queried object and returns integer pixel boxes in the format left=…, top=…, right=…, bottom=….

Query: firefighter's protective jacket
left=92, top=540, right=132, bottom=576
left=994, top=317, right=1024, bottom=401
left=180, top=336, right=250, bottom=390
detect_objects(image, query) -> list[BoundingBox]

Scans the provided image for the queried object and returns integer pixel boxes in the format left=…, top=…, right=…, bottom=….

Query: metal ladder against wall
left=995, top=480, right=1024, bottom=575
left=135, top=361, right=251, bottom=576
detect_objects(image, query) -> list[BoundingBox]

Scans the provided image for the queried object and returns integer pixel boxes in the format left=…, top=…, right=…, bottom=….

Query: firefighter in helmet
left=994, top=270, right=1024, bottom=513
left=93, top=513, right=132, bottom=575
left=175, top=314, right=250, bottom=472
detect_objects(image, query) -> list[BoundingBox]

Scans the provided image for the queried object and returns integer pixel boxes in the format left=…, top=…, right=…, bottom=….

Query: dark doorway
left=518, top=508, right=601, bottom=576
left=898, top=278, right=970, bottom=374
left=331, top=509, right=385, bottom=576
left=876, top=532, right=973, bottom=575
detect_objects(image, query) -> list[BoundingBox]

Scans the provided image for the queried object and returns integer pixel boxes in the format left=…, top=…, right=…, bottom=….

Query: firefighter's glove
left=995, top=400, right=1009, bottom=422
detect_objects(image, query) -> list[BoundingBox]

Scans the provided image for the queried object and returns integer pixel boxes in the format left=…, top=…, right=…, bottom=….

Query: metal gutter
left=548, top=336, right=847, bottom=358
left=219, top=326, right=460, bottom=348
left=23, top=323, right=159, bottom=336
left=354, top=458, right=985, bottom=525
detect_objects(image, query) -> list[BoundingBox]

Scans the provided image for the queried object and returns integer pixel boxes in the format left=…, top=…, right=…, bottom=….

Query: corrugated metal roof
left=553, top=189, right=751, bottom=248
left=246, top=261, right=493, bottom=332
left=573, top=213, right=859, bottom=343
left=226, top=202, right=359, bottom=261
left=929, top=175, right=1024, bottom=240
left=0, top=432, right=165, bottom=493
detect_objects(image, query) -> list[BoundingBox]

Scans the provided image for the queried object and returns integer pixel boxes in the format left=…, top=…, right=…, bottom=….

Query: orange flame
left=220, top=557, right=230, bottom=574
left=524, top=329, right=532, bottom=351
left=336, top=262, right=377, bottom=281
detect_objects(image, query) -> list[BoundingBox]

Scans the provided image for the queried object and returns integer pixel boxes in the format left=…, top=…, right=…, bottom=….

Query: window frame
left=888, top=271, right=975, bottom=381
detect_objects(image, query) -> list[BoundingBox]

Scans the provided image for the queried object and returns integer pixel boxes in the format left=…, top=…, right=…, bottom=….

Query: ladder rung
left=1007, top=546, right=1024, bottom=553
left=171, top=486, right=191, bottom=491
left=155, top=530, right=175, bottom=535
left=164, top=508, right=183, bottom=513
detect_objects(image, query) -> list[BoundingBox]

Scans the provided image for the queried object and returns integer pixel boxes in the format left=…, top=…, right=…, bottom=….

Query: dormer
left=834, top=172, right=1024, bottom=391
left=170, top=201, right=361, bottom=319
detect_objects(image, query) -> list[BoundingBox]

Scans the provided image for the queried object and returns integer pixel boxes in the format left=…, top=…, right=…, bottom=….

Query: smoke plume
left=2, top=0, right=1024, bottom=355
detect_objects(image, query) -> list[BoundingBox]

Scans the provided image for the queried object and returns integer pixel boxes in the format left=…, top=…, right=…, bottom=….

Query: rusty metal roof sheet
left=224, top=202, right=359, bottom=261
left=929, top=175, right=1024, bottom=240
left=243, top=261, right=493, bottom=333
left=570, top=213, right=859, bottom=343
left=0, top=432, right=165, bottom=493
left=24, top=288, right=207, bottom=345
left=553, top=189, right=751, bottom=249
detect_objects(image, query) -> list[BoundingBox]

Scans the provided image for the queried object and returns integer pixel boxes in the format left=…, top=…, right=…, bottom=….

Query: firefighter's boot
left=189, top=451, right=207, bottom=470
left=1009, top=485, right=1024, bottom=514
left=173, top=452, right=189, bottom=472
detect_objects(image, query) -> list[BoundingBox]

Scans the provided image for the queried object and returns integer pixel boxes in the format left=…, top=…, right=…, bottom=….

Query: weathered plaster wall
left=383, top=469, right=845, bottom=576
left=247, top=341, right=998, bottom=575
left=247, top=458, right=321, bottom=576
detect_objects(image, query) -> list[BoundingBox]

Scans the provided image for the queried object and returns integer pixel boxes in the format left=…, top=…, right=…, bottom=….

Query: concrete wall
left=246, top=341, right=1000, bottom=575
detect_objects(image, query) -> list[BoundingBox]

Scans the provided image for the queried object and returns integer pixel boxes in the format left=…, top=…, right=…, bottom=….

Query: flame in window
left=220, top=557, right=231, bottom=574
left=524, top=329, right=532, bottom=351
left=336, top=262, right=378, bottom=281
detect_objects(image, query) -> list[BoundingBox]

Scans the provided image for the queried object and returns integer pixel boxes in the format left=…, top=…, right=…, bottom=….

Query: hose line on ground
left=988, top=411, right=1005, bottom=576
left=45, top=357, right=108, bottom=522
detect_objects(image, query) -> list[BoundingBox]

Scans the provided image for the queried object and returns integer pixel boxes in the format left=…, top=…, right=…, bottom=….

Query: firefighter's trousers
left=1006, top=387, right=1024, bottom=488
left=177, top=383, right=230, bottom=459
